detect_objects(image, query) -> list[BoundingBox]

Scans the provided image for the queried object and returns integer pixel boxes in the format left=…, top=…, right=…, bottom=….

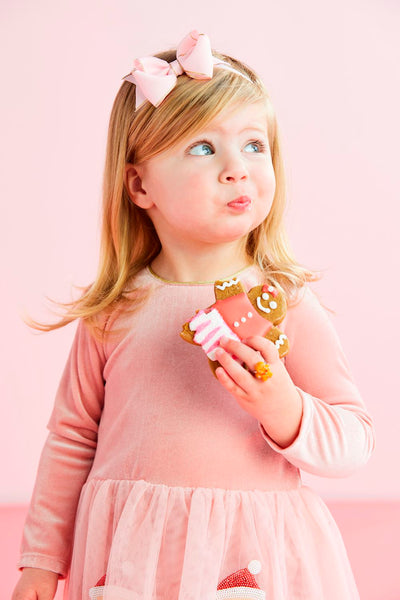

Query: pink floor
left=2, top=501, right=399, bottom=599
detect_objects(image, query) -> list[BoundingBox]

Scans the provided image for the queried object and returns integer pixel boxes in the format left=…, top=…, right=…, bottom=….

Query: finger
left=218, top=336, right=262, bottom=371
left=215, top=347, right=254, bottom=393
left=244, top=335, right=280, bottom=363
left=215, top=365, right=249, bottom=401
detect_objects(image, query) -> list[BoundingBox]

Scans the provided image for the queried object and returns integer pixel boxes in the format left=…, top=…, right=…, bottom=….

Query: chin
left=213, top=228, right=251, bottom=244
left=231, top=219, right=266, bottom=241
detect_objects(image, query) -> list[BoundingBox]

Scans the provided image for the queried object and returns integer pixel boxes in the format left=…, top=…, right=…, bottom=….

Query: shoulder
left=287, top=283, right=326, bottom=312
left=280, top=283, right=346, bottom=365
left=283, top=283, right=333, bottom=335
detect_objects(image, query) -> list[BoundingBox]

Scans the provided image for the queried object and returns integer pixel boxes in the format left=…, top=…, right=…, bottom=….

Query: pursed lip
left=227, top=195, right=252, bottom=208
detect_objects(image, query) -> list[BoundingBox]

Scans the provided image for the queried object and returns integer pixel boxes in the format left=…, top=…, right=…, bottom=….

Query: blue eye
left=186, top=138, right=267, bottom=156
left=245, top=141, right=266, bottom=153
left=188, top=142, right=213, bottom=156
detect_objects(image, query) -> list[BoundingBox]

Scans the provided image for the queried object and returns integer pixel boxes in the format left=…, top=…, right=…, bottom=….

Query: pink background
left=1, top=0, right=399, bottom=597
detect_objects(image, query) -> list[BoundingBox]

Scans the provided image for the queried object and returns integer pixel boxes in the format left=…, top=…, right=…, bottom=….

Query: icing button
left=234, top=321, right=239, bottom=328
left=269, top=301, right=278, bottom=309
left=241, top=317, right=246, bottom=323
left=248, top=312, right=253, bottom=318
left=262, top=293, right=269, bottom=300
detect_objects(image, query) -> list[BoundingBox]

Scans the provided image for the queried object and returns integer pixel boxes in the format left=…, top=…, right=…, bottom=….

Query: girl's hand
left=11, top=567, right=59, bottom=600
left=214, top=335, right=303, bottom=447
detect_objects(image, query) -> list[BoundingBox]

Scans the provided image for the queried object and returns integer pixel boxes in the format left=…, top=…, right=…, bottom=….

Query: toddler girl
left=12, top=30, right=375, bottom=600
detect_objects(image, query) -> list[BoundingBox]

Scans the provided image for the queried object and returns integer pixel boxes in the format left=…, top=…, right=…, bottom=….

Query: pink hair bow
left=122, top=30, right=252, bottom=110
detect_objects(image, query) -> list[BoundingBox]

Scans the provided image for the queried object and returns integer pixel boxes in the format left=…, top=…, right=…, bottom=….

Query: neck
left=150, top=240, right=253, bottom=283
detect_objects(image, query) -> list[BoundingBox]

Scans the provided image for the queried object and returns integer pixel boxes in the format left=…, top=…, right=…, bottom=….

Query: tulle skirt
left=64, top=478, right=359, bottom=600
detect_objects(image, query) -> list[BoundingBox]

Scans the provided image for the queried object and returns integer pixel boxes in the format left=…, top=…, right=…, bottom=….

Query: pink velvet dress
left=17, top=265, right=375, bottom=599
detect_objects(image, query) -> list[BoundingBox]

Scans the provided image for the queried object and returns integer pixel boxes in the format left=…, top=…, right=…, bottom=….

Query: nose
left=218, top=152, right=249, bottom=183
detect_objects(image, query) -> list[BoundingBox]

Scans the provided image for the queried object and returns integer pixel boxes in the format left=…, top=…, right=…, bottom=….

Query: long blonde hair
left=22, top=47, right=322, bottom=342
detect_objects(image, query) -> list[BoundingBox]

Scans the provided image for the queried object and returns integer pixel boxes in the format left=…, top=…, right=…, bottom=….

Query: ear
left=124, top=163, right=153, bottom=209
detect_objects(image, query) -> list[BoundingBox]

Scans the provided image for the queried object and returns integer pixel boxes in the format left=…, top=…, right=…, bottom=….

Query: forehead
left=200, top=101, right=269, bottom=135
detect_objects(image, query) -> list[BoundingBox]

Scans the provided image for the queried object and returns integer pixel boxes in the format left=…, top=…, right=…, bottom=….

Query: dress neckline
left=145, top=263, right=257, bottom=286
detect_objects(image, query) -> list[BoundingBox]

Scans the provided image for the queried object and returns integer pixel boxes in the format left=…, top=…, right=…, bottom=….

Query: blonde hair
left=22, top=47, right=323, bottom=342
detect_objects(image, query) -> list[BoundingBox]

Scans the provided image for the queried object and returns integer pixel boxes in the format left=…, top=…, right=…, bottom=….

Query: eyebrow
left=202, top=124, right=268, bottom=135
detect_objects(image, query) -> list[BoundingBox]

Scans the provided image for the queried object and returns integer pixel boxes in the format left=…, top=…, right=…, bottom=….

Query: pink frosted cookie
left=181, top=276, right=289, bottom=376
left=188, top=308, right=241, bottom=361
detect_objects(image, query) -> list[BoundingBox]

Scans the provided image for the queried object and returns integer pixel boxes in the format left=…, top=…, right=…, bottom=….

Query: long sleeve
left=258, top=285, right=376, bottom=477
left=16, top=317, right=107, bottom=578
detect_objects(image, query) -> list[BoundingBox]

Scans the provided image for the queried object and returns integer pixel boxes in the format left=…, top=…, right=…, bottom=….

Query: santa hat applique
left=89, top=573, right=106, bottom=599
left=217, top=560, right=266, bottom=599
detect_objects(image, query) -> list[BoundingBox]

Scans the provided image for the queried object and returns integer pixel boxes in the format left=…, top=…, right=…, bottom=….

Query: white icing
left=268, top=286, right=275, bottom=292
left=189, top=310, right=210, bottom=333
left=190, top=309, right=240, bottom=360
left=256, top=296, right=271, bottom=313
left=269, top=301, right=278, bottom=309
left=241, top=317, right=246, bottom=323
left=234, top=321, right=239, bottom=328
left=248, top=312, right=253, bottom=318
left=215, top=278, right=239, bottom=291
left=274, top=334, right=288, bottom=348
left=262, top=292, right=269, bottom=300
left=189, top=317, right=198, bottom=331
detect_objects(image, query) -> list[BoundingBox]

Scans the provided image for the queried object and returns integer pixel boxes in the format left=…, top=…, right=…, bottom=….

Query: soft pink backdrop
left=2, top=1, right=400, bottom=598
left=1, top=0, right=399, bottom=505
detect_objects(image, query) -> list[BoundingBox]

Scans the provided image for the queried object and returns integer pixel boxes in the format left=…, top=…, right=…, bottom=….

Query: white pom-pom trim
left=89, top=586, right=105, bottom=599
left=248, top=559, right=261, bottom=574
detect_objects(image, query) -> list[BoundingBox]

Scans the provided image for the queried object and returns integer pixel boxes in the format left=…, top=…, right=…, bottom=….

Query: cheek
left=175, top=175, right=208, bottom=215
left=171, top=172, right=204, bottom=201
left=185, top=172, right=207, bottom=194
left=259, top=168, right=276, bottom=212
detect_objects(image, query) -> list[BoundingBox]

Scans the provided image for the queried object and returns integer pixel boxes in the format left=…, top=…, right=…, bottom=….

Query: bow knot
left=122, top=30, right=252, bottom=110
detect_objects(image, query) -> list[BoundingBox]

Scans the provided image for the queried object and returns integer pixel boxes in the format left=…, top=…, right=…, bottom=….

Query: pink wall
left=1, top=0, right=399, bottom=508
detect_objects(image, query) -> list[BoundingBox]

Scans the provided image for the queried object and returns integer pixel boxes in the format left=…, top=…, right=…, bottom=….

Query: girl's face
left=128, top=100, right=276, bottom=252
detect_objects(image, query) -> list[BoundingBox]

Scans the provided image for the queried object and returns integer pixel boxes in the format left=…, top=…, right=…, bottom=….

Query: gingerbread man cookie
left=181, top=276, right=289, bottom=376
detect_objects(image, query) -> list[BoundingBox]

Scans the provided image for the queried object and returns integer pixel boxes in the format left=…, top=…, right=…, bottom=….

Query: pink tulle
left=66, top=478, right=359, bottom=600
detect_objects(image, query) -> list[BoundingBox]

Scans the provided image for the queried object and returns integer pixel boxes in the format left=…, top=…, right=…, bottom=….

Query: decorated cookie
left=181, top=276, right=289, bottom=375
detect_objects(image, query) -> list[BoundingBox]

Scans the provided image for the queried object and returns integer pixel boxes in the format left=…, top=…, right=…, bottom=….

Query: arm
left=257, top=285, right=376, bottom=477
left=16, top=316, right=107, bottom=578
